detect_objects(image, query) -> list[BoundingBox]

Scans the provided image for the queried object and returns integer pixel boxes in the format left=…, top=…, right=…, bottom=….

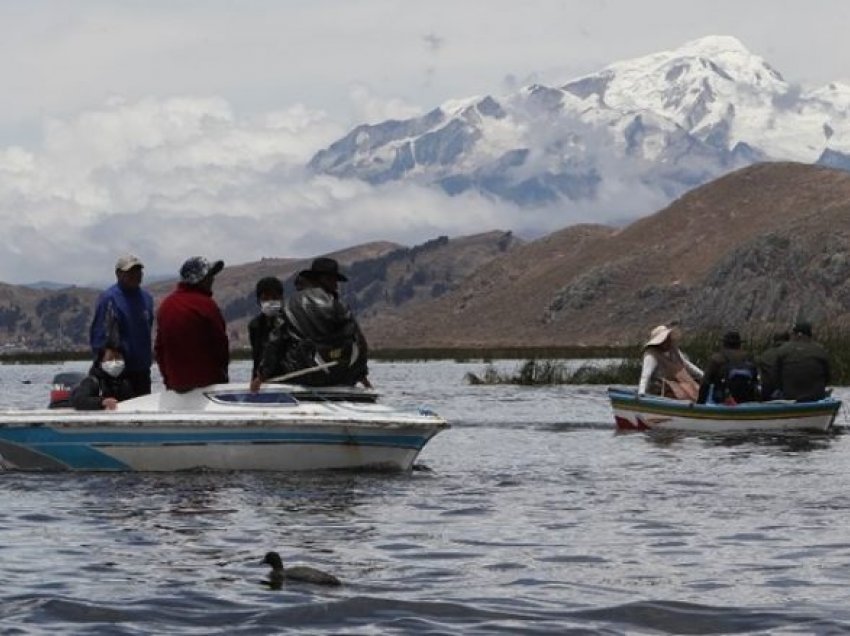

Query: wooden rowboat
left=608, top=387, right=841, bottom=434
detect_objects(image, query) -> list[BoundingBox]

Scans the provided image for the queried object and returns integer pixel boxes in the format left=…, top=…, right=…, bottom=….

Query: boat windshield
left=207, top=391, right=299, bottom=406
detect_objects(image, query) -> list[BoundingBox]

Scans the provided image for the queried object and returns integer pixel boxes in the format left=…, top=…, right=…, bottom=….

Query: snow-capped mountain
left=309, top=36, right=850, bottom=208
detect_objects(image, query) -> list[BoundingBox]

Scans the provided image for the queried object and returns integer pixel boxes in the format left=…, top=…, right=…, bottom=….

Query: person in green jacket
left=774, top=322, right=831, bottom=402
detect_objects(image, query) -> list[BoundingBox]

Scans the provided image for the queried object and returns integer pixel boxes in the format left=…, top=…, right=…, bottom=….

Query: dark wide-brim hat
left=298, top=257, right=348, bottom=282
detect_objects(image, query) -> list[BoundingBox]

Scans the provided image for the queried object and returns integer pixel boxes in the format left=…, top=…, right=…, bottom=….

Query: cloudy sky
left=0, top=0, right=848, bottom=284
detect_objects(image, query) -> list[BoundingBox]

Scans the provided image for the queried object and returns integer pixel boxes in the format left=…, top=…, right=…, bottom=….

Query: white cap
left=115, top=254, right=143, bottom=271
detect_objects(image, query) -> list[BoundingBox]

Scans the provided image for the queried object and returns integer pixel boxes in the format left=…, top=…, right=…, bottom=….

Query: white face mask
left=260, top=300, right=282, bottom=316
left=102, top=360, right=125, bottom=378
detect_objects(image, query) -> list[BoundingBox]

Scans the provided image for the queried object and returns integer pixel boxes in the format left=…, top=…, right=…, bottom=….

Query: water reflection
left=635, top=428, right=841, bottom=453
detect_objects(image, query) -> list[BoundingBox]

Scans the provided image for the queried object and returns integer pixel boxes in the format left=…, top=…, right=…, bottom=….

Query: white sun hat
left=645, top=325, right=673, bottom=347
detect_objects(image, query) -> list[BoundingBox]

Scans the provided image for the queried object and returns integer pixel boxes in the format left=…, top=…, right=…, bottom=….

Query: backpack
left=719, top=357, right=758, bottom=403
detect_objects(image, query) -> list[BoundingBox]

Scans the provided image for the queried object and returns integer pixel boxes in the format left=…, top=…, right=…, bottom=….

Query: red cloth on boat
left=155, top=283, right=229, bottom=392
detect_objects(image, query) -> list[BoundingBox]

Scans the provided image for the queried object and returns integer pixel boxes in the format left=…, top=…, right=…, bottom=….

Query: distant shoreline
left=0, top=346, right=637, bottom=364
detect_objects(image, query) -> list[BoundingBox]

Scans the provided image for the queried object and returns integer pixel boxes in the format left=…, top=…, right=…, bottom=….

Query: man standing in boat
left=155, top=256, right=229, bottom=392
left=251, top=257, right=369, bottom=389
left=89, top=254, right=154, bottom=397
left=248, top=276, right=285, bottom=377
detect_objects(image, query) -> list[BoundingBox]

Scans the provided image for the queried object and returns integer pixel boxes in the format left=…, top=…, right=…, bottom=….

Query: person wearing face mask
left=71, top=346, right=134, bottom=410
left=248, top=277, right=284, bottom=377
left=89, top=255, right=154, bottom=397
left=250, top=257, right=370, bottom=391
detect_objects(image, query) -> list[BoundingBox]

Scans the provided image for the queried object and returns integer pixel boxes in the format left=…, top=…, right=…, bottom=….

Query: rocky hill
left=366, top=162, right=850, bottom=348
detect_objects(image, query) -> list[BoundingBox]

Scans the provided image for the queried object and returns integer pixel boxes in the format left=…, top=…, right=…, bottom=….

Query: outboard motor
left=48, top=371, right=86, bottom=409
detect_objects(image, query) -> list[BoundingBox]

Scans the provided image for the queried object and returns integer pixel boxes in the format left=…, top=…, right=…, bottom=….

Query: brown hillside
left=3, top=162, right=850, bottom=353
left=369, top=162, right=850, bottom=348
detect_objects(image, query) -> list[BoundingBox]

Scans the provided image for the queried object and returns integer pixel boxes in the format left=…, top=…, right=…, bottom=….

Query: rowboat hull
left=608, top=388, right=841, bottom=434
left=0, top=384, right=449, bottom=472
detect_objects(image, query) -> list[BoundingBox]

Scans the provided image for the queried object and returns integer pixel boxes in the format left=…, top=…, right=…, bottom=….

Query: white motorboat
left=0, top=382, right=449, bottom=472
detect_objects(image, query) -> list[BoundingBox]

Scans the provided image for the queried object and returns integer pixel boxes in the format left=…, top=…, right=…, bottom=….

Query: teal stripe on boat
left=608, top=388, right=840, bottom=421
left=0, top=427, right=429, bottom=450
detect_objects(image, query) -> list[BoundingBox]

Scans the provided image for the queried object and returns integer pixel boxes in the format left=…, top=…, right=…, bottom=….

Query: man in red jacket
left=155, top=256, right=229, bottom=392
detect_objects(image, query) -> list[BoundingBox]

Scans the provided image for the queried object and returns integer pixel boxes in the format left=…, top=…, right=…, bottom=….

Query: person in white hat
left=637, top=325, right=703, bottom=400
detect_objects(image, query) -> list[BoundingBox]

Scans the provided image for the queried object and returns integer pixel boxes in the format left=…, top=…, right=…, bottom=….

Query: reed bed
left=463, top=327, right=850, bottom=386
left=465, top=357, right=642, bottom=386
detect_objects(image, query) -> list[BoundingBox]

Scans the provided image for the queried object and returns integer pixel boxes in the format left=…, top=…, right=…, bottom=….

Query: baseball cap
left=179, top=256, right=224, bottom=284
left=115, top=254, right=143, bottom=271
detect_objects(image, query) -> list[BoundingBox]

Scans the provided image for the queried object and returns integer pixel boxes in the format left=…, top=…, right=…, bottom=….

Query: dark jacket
left=71, top=365, right=134, bottom=410
left=774, top=339, right=831, bottom=402
left=258, top=288, right=368, bottom=386
left=89, top=283, right=154, bottom=373
left=248, top=313, right=283, bottom=376
left=757, top=344, right=784, bottom=400
left=154, top=283, right=229, bottom=392
left=698, top=348, right=758, bottom=404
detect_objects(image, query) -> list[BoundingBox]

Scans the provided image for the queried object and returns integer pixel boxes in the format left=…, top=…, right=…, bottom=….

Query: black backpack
left=720, top=357, right=758, bottom=403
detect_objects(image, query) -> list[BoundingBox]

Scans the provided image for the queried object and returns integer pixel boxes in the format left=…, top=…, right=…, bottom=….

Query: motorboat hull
left=608, top=388, right=840, bottom=434
left=0, top=384, right=449, bottom=472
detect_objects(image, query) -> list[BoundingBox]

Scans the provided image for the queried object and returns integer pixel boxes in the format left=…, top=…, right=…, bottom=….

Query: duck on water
left=261, top=551, right=342, bottom=588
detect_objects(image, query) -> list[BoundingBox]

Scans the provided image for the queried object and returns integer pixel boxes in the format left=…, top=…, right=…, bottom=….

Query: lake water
left=2, top=359, right=850, bottom=634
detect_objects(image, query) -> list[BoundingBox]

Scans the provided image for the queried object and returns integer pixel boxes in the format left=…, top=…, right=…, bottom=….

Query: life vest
left=718, top=356, right=758, bottom=404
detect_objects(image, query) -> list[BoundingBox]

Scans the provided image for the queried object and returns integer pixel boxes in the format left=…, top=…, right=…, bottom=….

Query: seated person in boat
left=71, top=346, right=134, bottom=410
left=756, top=330, right=790, bottom=400
left=248, top=276, right=285, bottom=377
left=697, top=330, right=759, bottom=404
left=250, top=257, right=370, bottom=390
left=773, top=322, right=831, bottom=402
left=638, top=325, right=703, bottom=400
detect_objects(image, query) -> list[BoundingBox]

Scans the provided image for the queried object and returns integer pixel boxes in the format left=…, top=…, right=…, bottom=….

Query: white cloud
left=1, top=1, right=849, bottom=284
left=347, top=85, right=424, bottom=124
left=0, top=91, right=674, bottom=285
left=0, top=96, right=347, bottom=282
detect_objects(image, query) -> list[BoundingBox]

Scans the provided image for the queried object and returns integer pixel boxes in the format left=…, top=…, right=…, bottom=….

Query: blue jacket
left=89, top=283, right=154, bottom=373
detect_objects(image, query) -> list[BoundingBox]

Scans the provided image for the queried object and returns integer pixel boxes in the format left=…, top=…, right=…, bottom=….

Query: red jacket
left=155, top=283, right=229, bottom=392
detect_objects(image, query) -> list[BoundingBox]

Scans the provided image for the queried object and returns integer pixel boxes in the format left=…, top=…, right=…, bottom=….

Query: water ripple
left=2, top=362, right=850, bottom=633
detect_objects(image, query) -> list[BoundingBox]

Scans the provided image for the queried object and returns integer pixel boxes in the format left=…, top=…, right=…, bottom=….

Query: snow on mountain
left=309, top=36, right=850, bottom=210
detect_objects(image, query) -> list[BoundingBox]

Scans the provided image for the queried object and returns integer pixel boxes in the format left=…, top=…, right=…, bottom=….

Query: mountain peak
left=677, top=35, right=750, bottom=57
left=309, top=36, right=849, bottom=211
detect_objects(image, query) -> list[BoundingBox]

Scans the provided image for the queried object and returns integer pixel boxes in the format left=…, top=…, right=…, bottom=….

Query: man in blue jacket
left=89, top=254, right=155, bottom=396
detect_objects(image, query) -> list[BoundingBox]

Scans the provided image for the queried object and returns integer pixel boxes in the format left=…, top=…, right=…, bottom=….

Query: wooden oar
left=263, top=361, right=338, bottom=384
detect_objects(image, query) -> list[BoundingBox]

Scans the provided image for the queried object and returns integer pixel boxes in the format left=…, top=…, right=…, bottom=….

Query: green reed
left=465, top=357, right=642, bottom=386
